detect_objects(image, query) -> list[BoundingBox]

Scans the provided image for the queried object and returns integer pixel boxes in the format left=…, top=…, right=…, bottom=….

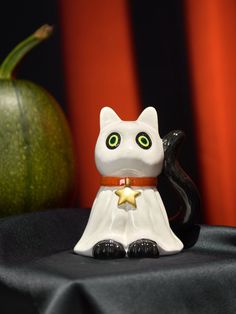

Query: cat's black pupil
left=110, top=137, right=116, bottom=144
left=142, top=138, right=148, bottom=144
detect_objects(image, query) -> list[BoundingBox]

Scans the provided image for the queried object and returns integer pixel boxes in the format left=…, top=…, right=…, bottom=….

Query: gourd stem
left=0, top=24, right=53, bottom=79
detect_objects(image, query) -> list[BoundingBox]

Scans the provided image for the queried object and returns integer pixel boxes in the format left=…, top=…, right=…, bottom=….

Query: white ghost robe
left=74, top=185, right=184, bottom=257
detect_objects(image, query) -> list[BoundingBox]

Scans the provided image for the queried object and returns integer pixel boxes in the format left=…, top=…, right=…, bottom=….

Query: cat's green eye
left=136, top=132, right=152, bottom=149
left=106, top=132, right=121, bottom=149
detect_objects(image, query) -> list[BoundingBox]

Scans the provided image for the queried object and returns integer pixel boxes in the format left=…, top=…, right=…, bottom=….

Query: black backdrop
left=0, top=0, right=66, bottom=110
left=129, top=1, right=201, bottom=220
left=0, top=0, right=202, bottom=221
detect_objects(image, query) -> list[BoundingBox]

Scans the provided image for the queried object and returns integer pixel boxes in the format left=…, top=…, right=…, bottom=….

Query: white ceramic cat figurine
left=74, top=107, right=183, bottom=258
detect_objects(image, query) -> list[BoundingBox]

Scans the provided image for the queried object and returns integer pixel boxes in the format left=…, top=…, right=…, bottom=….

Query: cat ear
left=137, top=107, right=159, bottom=130
left=100, top=107, right=121, bottom=129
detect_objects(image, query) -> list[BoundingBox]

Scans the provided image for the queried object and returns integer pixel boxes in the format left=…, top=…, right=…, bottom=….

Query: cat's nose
left=127, top=144, right=135, bottom=152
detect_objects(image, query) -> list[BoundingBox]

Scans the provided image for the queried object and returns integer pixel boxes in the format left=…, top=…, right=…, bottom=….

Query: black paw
left=128, top=239, right=159, bottom=258
left=93, top=240, right=126, bottom=259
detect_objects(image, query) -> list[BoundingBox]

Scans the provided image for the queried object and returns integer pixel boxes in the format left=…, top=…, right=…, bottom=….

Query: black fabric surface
left=0, top=209, right=236, bottom=314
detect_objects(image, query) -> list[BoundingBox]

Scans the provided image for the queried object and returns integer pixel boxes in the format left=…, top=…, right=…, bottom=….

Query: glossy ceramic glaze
left=74, top=107, right=186, bottom=259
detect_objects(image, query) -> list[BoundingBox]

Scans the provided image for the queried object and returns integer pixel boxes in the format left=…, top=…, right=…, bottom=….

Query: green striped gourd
left=0, top=25, right=75, bottom=216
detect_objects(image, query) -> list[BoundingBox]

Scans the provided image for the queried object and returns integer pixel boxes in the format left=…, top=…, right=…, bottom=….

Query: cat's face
left=95, top=107, right=164, bottom=177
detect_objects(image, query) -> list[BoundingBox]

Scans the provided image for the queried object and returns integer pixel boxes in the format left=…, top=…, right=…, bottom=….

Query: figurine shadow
left=172, top=224, right=201, bottom=249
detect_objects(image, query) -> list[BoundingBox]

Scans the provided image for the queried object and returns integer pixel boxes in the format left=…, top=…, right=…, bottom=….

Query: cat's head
left=95, top=107, right=164, bottom=177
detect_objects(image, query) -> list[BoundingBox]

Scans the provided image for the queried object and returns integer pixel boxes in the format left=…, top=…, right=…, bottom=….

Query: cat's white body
left=74, top=107, right=183, bottom=256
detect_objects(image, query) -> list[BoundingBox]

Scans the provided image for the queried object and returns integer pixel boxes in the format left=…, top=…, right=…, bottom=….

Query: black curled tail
left=162, top=130, right=200, bottom=230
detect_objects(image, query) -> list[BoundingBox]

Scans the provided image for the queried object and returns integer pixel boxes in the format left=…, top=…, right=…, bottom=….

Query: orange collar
left=101, top=176, right=157, bottom=187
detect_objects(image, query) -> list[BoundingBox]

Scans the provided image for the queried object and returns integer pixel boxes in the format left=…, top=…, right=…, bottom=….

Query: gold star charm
left=115, top=185, right=141, bottom=208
